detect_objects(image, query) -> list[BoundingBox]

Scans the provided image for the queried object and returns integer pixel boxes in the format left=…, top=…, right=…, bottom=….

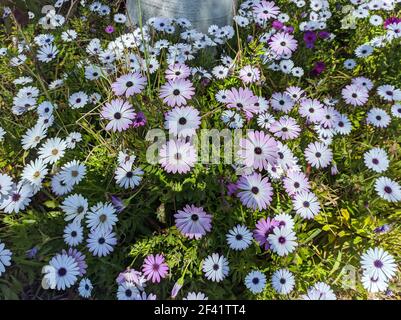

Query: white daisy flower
left=202, top=253, right=229, bottom=282
left=244, top=270, right=266, bottom=294
left=271, top=269, right=295, bottom=294
left=268, top=226, right=297, bottom=256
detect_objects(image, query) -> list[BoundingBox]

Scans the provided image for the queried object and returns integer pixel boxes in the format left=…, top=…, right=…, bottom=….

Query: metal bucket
left=127, top=0, right=237, bottom=33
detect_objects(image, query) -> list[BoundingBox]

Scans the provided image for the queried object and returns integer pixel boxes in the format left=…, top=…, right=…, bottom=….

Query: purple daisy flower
left=100, top=99, right=136, bottom=132
left=227, top=182, right=238, bottom=196
left=237, top=173, right=273, bottom=211
left=272, top=20, right=284, bottom=30
left=111, top=72, right=147, bottom=98
left=384, top=17, right=401, bottom=28
left=318, top=31, right=330, bottom=39
left=311, top=61, right=326, bottom=76
left=304, top=31, right=317, bottom=48
left=142, top=254, right=169, bottom=283
left=159, top=79, right=195, bottom=107
left=131, top=111, right=147, bottom=128
left=253, top=217, right=279, bottom=250
left=174, top=204, right=212, bottom=239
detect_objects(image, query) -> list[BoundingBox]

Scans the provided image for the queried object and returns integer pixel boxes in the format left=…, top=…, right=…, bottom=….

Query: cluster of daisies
left=1, top=0, right=401, bottom=300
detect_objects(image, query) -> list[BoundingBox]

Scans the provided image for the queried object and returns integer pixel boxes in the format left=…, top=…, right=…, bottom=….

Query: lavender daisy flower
left=225, top=87, right=259, bottom=119
left=111, top=72, right=147, bottom=98
left=159, top=139, right=197, bottom=174
left=202, top=253, right=229, bottom=282
left=165, top=63, right=191, bottom=81
left=363, top=147, right=389, bottom=173
left=298, top=98, right=324, bottom=123
left=238, top=130, right=278, bottom=170
left=253, top=1, right=280, bottom=21
left=174, top=204, right=212, bottom=239
left=269, top=116, right=301, bottom=140
left=268, top=226, right=297, bottom=256
left=159, top=79, right=195, bottom=107
left=270, top=92, right=295, bottom=113
left=237, top=173, right=274, bottom=211
left=239, top=65, right=260, bottom=84
left=367, top=108, right=391, bottom=128
left=116, top=268, right=147, bottom=290
left=253, top=217, right=279, bottom=250
left=375, top=177, right=401, bottom=202
left=142, top=254, right=169, bottom=283
left=269, top=32, right=298, bottom=56
left=341, top=84, right=369, bottom=106
left=283, top=171, right=310, bottom=195
left=100, top=99, right=136, bottom=132
left=360, top=247, right=396, bottom=281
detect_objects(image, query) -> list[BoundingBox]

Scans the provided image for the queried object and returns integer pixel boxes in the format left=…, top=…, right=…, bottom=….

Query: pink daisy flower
left=237, top=172, right=273, bottom=211
left=105, top=25, right=115, bottom=34
left=159, top=139, right=197, bottom=174
left=111, top=72, right=147, bottom=98
left=239, top=65, right=260, bottom=84
left=253, top=1, right=280, bottom=21
left=142, top=254, right=169, bottom=283
left=165, top=63, right=191, bottom=81
left=159, top=79, right=195, bottom=107
left=269, top=116, right=301, bottom=140
left=174, top=204, right=212, bottom=239
left=100, top=99, right=136, bottom=132
left=269, top=32, right=298, bottom=56
left=225, top=87, right=259, bottom=119
left=239, top=130, right=279, bottom=170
